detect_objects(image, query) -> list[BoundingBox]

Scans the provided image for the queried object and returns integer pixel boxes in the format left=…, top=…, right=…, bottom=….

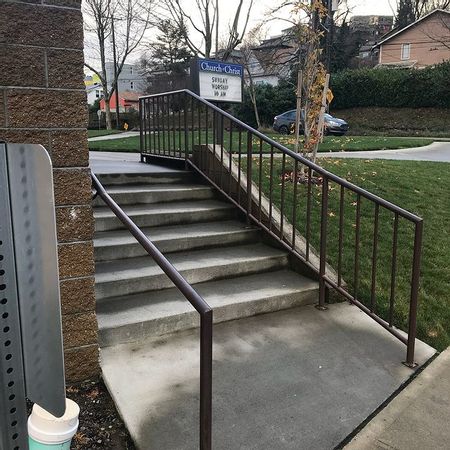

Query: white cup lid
left=28, top=398, right=80, bottom=444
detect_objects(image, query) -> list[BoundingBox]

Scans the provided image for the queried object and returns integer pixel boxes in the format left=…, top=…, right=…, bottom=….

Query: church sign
left=191, top=58, right=243, bottom=103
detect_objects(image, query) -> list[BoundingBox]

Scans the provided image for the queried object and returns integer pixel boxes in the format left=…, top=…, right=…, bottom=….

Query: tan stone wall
left=0, top=0, right=99, bottom=382
left=380, top=12, right=450, bottom=67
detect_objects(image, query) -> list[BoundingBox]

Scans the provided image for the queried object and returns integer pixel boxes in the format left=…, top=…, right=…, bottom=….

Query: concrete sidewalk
left=88, top=131, right=140, bottom=142
left=318, top=141, right=450, bottom=162
left=345, top=348, right=450, bottom=449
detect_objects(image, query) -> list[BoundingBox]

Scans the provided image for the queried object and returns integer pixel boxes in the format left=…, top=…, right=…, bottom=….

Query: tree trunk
left=104, top=97, right=112, bottom=130
left=247, top=71, right=260, bottom=129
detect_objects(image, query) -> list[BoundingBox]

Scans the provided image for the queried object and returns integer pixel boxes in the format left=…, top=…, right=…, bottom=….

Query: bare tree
left=84, top=0, right=152, bottom=129
left=239, top=27, right=265, bottom=129
left=159, top=0, right=254, bottom=59
left=420, top=9, right=450, bottom=49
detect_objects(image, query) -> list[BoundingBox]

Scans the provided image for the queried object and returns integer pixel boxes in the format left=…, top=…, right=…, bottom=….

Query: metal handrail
left=91, top=173, right=213, bottom=450
left=139, top=90, right=422, bottom=223
left=139, top=89, right=423, bottom=367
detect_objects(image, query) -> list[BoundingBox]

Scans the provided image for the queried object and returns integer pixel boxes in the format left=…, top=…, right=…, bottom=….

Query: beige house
left=374, top=9, right=450, bottom=68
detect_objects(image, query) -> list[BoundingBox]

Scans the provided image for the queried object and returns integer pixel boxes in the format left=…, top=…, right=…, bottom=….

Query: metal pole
left=111, top=15, right=120, bottom=129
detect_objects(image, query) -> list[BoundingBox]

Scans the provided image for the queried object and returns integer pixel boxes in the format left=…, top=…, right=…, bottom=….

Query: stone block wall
left=0, top=0, right=99, bottom=382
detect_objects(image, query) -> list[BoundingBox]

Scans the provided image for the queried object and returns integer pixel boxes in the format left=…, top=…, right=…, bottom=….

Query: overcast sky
left=84, top=0, right=397, bottom=69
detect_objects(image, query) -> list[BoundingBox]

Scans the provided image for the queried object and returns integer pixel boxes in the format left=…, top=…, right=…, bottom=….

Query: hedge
left=231, top=63, right=450, bottom=127
left=330, top=62, right=450, bottom=109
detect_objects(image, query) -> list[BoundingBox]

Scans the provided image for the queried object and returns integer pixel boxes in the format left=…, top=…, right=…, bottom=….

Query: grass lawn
left=250, top=157, right=449, bottom=351
left=88, top=129, right=125, bottom=138
left=88, top=132, right=438, bottom=153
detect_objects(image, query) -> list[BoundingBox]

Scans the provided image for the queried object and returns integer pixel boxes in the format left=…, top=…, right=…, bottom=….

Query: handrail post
left=139, top=98, right=144, bottom=162
left=405, top=220, right=423, bottom=367
left=317, top=177, right=329, bottom=310
left=200, top=310, right=213, bottom=450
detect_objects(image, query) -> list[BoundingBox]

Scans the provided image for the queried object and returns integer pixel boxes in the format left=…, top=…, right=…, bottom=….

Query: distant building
left=85, top=74, right=103, bottom=106
left=218, top=28, right=297, bottom=87
left=105, top=62, right=146, bottom=93
left=374, top=9, right=450, bottom=68
left=350, top=15, right=394, bottom=37
left=99, top=91, right=142, bottom=113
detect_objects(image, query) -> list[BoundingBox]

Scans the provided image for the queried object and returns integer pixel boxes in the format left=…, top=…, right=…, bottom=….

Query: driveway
left=317, top=141, right=450, bottom=162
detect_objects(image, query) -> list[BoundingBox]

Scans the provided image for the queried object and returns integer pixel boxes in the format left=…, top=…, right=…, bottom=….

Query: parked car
left=272, top=110, right=349, bottom=136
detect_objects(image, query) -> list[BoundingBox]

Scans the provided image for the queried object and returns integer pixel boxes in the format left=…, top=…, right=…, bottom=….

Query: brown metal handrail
left=91, top=173, right=213, bottom=449
left=139, top=89, right=423, bottom=367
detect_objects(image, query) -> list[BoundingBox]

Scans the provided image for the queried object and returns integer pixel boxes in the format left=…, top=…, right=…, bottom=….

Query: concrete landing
left=101, top=303, right=435, bottom=450
left=90, top=150, right=180, bottom=174
left=345, top=347, right=450, bottom=450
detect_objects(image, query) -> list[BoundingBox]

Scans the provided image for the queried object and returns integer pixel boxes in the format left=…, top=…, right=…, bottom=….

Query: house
left=99, top=91, right=142, bottom=113
left=373, top=9, right=450, bottom=68
left=349, top=15, right=394, bottom=37
left=85, top=73, right=103, bottom=105
left=105, top=62, right=146, bottom=93
left=86, top=83, right=103, bottom=105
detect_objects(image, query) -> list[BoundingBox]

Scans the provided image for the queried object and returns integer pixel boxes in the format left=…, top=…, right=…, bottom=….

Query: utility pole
left=325, top=0, right=337, bottom=72
left=215, top=0, right=219, bottom=57
left=111, top=15, right=120, bottom=129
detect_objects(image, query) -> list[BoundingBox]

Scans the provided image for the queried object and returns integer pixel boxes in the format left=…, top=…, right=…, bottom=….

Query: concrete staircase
left=91, top=163, right=435, bottom=450
left=93, top=168, right=319, bottom=349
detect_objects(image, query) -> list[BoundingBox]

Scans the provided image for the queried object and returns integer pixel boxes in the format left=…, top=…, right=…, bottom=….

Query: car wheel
left=279, top=125, right=289, bottom=135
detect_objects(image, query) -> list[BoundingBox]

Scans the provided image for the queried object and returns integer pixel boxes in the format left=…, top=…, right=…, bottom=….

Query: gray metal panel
left=6, top=144, right=66, bottom=417
left=0, top=144, right=29, bottom=450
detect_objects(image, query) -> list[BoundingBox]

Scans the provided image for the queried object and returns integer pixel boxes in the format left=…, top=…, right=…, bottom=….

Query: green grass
left=88, top=129, right=124, bottom=138
left=89, top=132, right=438, bottom=153
left=249, top=157, right=449, bottom=351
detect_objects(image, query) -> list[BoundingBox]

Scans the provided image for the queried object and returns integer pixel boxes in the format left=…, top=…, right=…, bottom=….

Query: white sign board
left=196, top=59, right=243, bottom=103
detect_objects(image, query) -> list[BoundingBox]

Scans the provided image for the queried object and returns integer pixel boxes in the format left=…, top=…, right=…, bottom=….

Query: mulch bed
left=67, top=380, right=135, bottom=449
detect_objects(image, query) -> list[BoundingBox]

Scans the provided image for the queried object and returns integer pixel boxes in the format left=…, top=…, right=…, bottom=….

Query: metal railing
left=91, top=174, right=213, bottom=449
left=139, top=89, right=424, bottom=368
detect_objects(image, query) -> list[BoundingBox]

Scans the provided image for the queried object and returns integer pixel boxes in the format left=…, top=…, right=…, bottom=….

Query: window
left=130, top=81, right=134, bottom=90
left=95, top=90, right=100, bottom=98
left=401, top=43, right=411, bottom=60
left=130, top=67, right=133, bottom=74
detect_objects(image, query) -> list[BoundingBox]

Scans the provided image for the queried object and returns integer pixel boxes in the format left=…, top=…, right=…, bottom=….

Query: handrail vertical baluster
left=389, top=213, right=399, bottom=327
left=246, top=132, right=252, bottom=221
left=318, top=177, right=329, bottom=309
left=371, top=203, right=380, bottom=312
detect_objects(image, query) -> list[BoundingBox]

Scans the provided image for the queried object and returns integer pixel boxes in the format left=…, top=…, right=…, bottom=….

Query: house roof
left=373, top=9, right=450, bottom=48
left=120, top=91, right=141, bottom=101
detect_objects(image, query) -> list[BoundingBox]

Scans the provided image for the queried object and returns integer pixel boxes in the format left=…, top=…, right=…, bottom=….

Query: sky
left=84, top=0, right=398, bottom=70
left=234, top=0, right=396, bottom=37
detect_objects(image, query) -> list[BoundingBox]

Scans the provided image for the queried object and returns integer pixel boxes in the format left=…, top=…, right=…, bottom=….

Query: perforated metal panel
left=6, top=144, right=65, bottom=417
left=0, top=143, right=29, bottom=450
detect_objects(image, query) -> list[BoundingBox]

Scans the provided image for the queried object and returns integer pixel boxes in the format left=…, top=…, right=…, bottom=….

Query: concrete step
left=94, top=199, right=236, bottom=232
left=93, top=183, right=215, bottom=207
left=98, top=270, right=319, bottom=346
left=95, top=243, right=289, bottom=301
left=100, top=303, right=435, bottom=450
left=97, top=170, right=194, bottom=186
left=94, top=220, right=260, bottom=262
